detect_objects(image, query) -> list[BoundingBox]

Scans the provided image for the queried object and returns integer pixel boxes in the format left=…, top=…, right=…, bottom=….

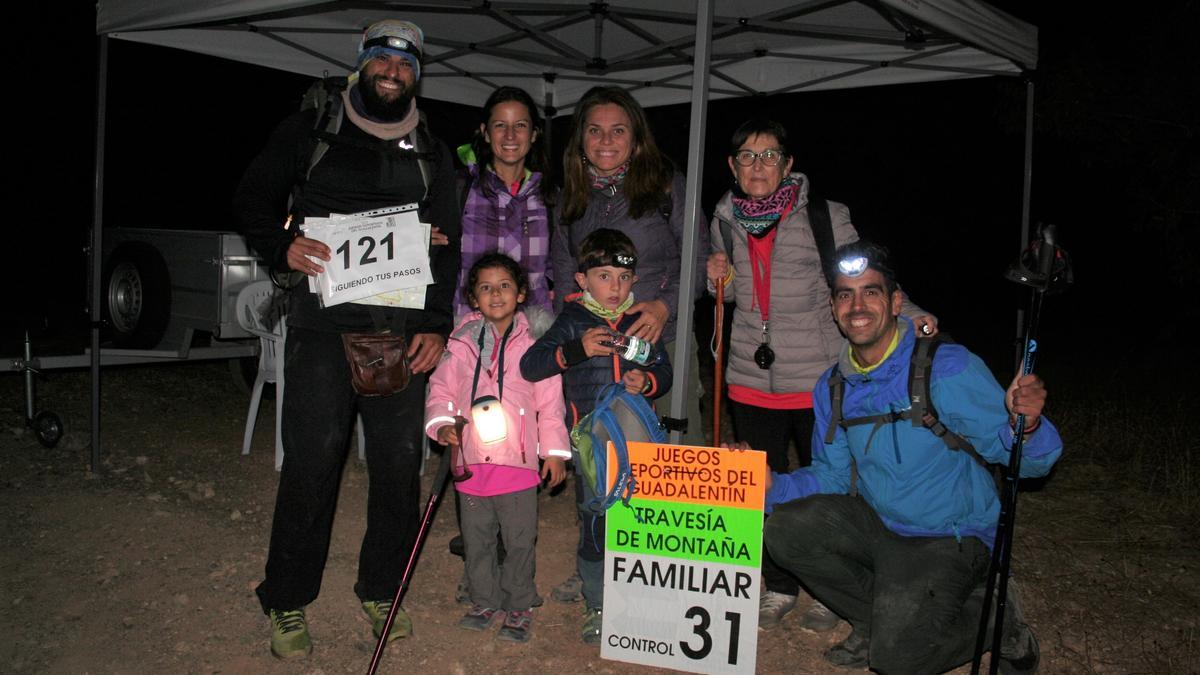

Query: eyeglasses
left=733, top=149, right=786, bottom=167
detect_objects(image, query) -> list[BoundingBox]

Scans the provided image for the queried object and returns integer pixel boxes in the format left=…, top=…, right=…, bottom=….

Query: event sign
left=602, top=442, right=766, bottom=674
left=300, top=204, right=432, bottom=308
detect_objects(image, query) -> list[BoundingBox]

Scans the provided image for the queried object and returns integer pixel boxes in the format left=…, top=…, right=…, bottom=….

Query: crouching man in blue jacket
left=763, top=240, right=1062, bottom=674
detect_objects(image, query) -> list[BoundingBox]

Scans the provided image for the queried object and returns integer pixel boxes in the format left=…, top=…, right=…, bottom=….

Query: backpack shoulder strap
left=822, top=365, right=863, bottom=496
left=304, top=77, right=347, bottom=181
left=907, top=334, right=938, bottom=426
left=306, top=96, right=343, bottom=181
left=910, top=335, right=988, bottom=467
left=718, top=217, right=735, bottom=259
left=807, top=192, right=835, bottom=283
left=410, top=114, right=436, bottom=204
left=824, top=366, right=846, bottom=445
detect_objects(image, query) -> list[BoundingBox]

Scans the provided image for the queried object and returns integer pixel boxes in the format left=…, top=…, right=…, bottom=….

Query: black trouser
left=765, top=494, right=991, bottom=675
left=729, top=401, right=815, bottom=472
left=256, top=326, right=426, bottom=613
left=730, top=402, right=815, bottom=596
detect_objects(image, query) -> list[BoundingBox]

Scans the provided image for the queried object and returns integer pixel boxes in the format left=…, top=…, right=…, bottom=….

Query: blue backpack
left=570, top=382, right=667, bottom=514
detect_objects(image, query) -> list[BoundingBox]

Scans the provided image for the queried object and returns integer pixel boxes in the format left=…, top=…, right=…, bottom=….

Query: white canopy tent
left=91, top=0, right=1037, bottom=469
left=97, top=0, right=1034, bottom=110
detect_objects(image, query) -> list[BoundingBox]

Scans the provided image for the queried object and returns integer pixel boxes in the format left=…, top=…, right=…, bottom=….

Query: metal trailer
left=9, top=228, right=269, bottom=448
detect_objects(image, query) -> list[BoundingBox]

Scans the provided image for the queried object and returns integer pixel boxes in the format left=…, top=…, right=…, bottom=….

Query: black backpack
left=823, top=334, right=987, bottom=495
left=297, top=76, right=438, bottom=206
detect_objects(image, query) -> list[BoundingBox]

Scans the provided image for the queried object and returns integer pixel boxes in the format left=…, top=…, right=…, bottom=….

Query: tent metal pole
left=1020, top=77, right=1034, bottom=252
left=667, top=0, right=713, bottom=445
left=1015, top=76, right=1035, bottom=344
left=90, top=34, right=110, bottom=474
left=542, top=73, right=555, bottom=153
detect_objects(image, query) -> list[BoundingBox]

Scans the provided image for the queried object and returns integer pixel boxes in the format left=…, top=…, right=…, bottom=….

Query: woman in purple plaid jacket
left=454, top=86, right=555, bottom=321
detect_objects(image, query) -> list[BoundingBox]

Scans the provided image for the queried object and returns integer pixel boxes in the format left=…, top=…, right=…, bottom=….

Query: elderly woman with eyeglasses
left=706, top=118, right=936, bottom=633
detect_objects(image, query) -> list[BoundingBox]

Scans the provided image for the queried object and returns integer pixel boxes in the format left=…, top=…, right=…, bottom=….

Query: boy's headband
left=579, top=252, right=637, bottom=273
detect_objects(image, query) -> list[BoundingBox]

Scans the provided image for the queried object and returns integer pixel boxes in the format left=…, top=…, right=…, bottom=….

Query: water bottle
left=607, top=332, right=656, bottom=366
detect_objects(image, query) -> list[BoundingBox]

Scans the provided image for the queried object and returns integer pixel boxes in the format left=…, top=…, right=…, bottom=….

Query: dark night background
left=10, top=3, right=1199, bottom=376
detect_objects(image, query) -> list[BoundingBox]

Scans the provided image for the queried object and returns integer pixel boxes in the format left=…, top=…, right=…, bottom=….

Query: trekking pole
left=367, top=415, right=466, bottom=675
left=712, top=281, right=726, bottom=444
left=971, top=225, right=1071, bottom=674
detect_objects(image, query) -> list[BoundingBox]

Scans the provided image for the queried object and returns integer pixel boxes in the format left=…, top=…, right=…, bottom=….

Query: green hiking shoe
left=269, top=608, right=313, bottom=659
left=581, top=607, right=603, bottom=645
left=362, top=599, right=412, bottom=642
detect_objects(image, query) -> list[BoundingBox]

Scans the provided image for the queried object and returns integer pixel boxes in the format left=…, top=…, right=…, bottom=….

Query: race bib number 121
left=302, top=208, right=433, bottom=307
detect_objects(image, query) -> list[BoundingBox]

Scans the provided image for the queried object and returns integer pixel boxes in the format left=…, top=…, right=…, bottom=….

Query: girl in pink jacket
left=425, top=253, right=569, bottom=643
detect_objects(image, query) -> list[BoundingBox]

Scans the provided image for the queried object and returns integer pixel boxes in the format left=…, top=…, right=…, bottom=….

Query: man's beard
left=357, top=73, right=415, bottom=121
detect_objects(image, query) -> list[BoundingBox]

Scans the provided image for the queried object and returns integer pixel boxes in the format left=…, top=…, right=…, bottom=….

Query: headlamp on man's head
left=362, top=35, right=421, bottom=58
left=827, top=240, right=900, bottom=294
left=358, top=19, right=425, bottom=78
left=837, top=255, right=869, bottom=278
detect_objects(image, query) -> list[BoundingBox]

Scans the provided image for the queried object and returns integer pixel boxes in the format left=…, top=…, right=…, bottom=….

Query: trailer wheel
left=103, top=244, right=171, bottom=349
left=32, top=410, right=64, bottom=449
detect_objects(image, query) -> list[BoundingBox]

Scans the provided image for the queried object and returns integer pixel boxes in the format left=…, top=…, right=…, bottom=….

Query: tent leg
left=90, top=34, right=110, bottom=475
left=1015, top=76, right=1035, bottom=348
left=667, top=0, right=714, bottom=445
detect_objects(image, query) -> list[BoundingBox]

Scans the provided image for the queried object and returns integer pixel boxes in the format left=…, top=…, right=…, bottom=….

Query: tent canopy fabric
left=97, top=0, right=1036, bottom=112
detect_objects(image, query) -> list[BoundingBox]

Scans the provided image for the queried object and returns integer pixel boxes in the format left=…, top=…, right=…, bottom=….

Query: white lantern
left=470, top=396, right=507, bottom=445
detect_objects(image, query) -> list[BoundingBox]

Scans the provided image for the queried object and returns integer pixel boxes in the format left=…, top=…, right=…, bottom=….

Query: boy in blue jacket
left=764, top=240, right=1062, bottom=674
left=520, top=228, right=672, bottom=645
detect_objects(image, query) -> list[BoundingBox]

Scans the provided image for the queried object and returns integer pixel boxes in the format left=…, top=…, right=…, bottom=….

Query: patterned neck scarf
left=580, top=291, right=635, bottom=320
left=730, top=175, right=802, bottom=236
left=588, top=161, right=630, bottom=191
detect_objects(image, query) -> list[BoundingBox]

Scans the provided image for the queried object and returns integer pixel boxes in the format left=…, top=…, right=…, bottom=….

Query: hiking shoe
left=497, top=609, right=533, bottom=643
left=269, top=608, right=313, bottom=660
left=361, top=599, right=412, bottom=642
left=581, top=607, right=603, bottom=645
left=459, top=605, right=502, bottom=632
left=999, top=626, right=1040, bottom=674
left=758, top=590, right=797, bottom=629
left=998, top=581, right=1040, bottom=674
left=798, top=599, right=841, bottom=633
left=825, top=623, right=870, bottom=668
left=552, top=572, right=584, bottom=603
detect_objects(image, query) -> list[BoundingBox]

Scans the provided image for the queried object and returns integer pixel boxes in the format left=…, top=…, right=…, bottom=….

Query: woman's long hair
left=470, top=86, right=550, bottom=195
left=561, top=86, right=673, bottom=223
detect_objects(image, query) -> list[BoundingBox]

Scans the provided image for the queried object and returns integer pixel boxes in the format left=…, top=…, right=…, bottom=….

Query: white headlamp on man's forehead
left=838, top=256, right=869, bottom=278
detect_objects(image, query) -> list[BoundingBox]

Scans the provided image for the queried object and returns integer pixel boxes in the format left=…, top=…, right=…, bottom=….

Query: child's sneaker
left=459, top=605, right=502, bottom=632
left=497, top=609, right=533, bottom=643
left=581, top=607, right=603, bottom=645
left=269, top=608, right=313, bottom=659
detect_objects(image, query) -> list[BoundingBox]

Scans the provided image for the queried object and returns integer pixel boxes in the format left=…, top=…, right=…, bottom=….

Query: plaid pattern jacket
left=456, top=165, right=554, bottom=317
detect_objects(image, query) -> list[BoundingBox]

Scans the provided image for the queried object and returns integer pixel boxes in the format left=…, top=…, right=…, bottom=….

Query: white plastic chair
left=236, top=281, right=287, bottom=470
left=235, top=281, right=367, bottom=470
